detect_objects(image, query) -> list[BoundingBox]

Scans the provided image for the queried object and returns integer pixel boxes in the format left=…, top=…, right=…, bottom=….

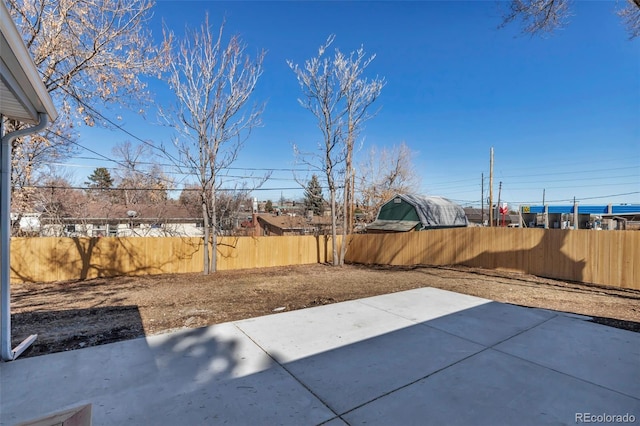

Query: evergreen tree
left=265, top=200, right=274, bottom=213
left=85, top=167, right=114, bottom=189
left=85, top=167, right=114, bottom=201
left=304, top=175, right=325, bottom=216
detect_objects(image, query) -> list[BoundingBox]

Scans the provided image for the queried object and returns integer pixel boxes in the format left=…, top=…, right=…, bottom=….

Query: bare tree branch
left=289, top=35, right=384, bottom=266
left=500, top=0, right=639, bottom=38
left=161, top=15, right=265, bottom=274
left=619, top=0, right=640, bottom=39
left=5, top=0, right=170, bottom=224
left=500, top=0, right=572, bottom=36
left=357, top=142, right=421, bottom=223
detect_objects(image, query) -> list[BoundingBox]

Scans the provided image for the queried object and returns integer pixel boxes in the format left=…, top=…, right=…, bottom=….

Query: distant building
left=520, top=204, right=640, bottom=230
left=39, top=201, right=204, bottom=237
left=253, top=213, right=332, bottom=236
left=463, top=207, right=520, bottom=227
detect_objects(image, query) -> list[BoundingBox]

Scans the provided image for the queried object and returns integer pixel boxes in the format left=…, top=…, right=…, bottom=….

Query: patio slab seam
left=491, top=346, right=640, bottom=401
left=417, top=310, right=560, bottom=348
left=331, top=312, right=564, bottom=418
left=353, top=296, right=562, bottom=349
left=232, top=323, right=344, bottom=425
left=335, top=344, right=495, bottom=419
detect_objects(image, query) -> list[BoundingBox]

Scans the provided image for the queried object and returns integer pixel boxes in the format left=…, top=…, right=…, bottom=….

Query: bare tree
left=216, top=190, right=252, bottom=235
left=178, top=184, right=204, bottom=218
left=335, top=45, right=384, bottom=264
left=162, top=15, right=265, bottom=274
left=112, top=141, right=173, bottom=206
left=33, top=172, right=88, bottom=236
left=5, top=0, right=170, bottom=222
left=357, top=142, right=421, bottom=223
left=501, top=0, right=639, bottom=38
left=619, top=0, right=640, bottom=39
left=500, top=0, right=571, bottom=35
left=179, top=185, right=251, bottom=235
left=289, top=35, right=383, bottom=266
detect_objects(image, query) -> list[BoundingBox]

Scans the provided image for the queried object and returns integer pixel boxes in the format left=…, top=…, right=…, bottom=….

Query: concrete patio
left=1, top=287, right=638, bottom=425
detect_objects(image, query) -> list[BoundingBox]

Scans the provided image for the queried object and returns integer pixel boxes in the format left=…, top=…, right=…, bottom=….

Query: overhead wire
left=53, top=83, right=182, bottom=164
left=38, top=72, right=640, bottom=204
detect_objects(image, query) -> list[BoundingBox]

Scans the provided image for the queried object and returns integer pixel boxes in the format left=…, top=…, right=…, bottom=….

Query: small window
left=394, top=198, right=402, bottom=204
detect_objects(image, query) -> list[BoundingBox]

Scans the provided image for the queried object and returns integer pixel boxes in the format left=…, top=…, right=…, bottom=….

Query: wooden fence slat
left=8, top=229, right=638, bottom=290
left=345, top=229, right=638, bottom=290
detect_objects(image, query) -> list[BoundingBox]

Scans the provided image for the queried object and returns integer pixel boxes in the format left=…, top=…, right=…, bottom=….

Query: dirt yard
left=10, top=263, right=640, bottom=358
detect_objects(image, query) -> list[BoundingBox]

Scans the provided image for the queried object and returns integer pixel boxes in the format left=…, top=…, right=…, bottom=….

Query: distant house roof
left=257, top=214, right=309, bottom=232
left=464, top=208, right=485, bottom=223
left=41, top=201, right=201, bottom=223
left=254, top=213, right=335, bottom=237
left=257, top=213, right=331, bottom=230
left=367, top=194, right=468, bottom=232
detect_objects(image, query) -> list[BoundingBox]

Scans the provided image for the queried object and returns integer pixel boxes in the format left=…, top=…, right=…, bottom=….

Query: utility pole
left=497, top=181, right=502, bottom=227
left=481, top=173, right=484, bottom=226
left=489, top=147, right=494, bottom=227
left=543, top=188, right=548, bottom=229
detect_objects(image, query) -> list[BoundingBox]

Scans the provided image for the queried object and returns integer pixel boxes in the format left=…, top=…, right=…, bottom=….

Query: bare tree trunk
left=210, top=186, right=217, bottom=273
left=163, top=17, right=264, bottom=274
left=289, top=36, right=383, bottom=268
left=340, top=142, right=353, bottom=266
left=201, top=193, right=210, bottom=275
left=330, top=188, right=338, bottom=266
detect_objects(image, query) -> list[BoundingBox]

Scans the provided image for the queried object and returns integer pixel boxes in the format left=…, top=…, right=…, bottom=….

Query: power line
left=53, top=83, right=181, bottom=164
left=23, top=185, right=329, bottom=193
left=51, top=133, right=178, bottom=187
left=507, top=191, right=640, bottom=205
left=493, top=153, right=640, bottom=174
left=497, top=166, right=639, bottom=179
left=508, top=174, right=639, bottom=185
left=49, top=156, right=320, bottom=174
left=506, top=181, right=639, bottom=191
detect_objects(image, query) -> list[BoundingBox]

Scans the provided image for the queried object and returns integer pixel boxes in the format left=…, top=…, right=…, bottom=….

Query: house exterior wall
left=41, top=221, right=204, bottom=237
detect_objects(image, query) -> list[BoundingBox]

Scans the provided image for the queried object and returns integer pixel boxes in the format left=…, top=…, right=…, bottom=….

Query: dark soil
left=10, top=263, right=640, bottom=358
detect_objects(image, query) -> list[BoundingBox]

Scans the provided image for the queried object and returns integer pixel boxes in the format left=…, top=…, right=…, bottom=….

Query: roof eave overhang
left=0, top=2, right=57, bottom=124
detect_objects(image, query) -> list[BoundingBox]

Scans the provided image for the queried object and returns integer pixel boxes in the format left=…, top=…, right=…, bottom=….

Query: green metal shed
left=366, top=194, right=468, bottom=233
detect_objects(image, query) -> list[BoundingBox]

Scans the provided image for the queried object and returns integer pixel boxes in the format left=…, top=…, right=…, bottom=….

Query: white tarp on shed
left=368, top=194, right=468, bottom=231
left=404, top=194, right=468, bottom=228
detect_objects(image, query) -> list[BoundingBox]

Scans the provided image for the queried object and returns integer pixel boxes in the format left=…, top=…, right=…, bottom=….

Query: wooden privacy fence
left=8, top=229, right=639, bottom=290
left=9, top=235, right=335, bottom=283
left=345, top=228, right=639, bottom=290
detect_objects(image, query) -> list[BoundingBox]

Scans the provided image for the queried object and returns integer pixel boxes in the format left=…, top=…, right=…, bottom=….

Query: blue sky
left=66, top=0, right=639, bottom=208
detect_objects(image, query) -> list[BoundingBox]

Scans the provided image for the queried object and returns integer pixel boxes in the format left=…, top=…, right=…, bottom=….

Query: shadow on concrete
left=3, top=294, right=639, bottom=425
left=1, top=319, right=299, bottom=425
left=242, top=298, right=639, bottom=423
